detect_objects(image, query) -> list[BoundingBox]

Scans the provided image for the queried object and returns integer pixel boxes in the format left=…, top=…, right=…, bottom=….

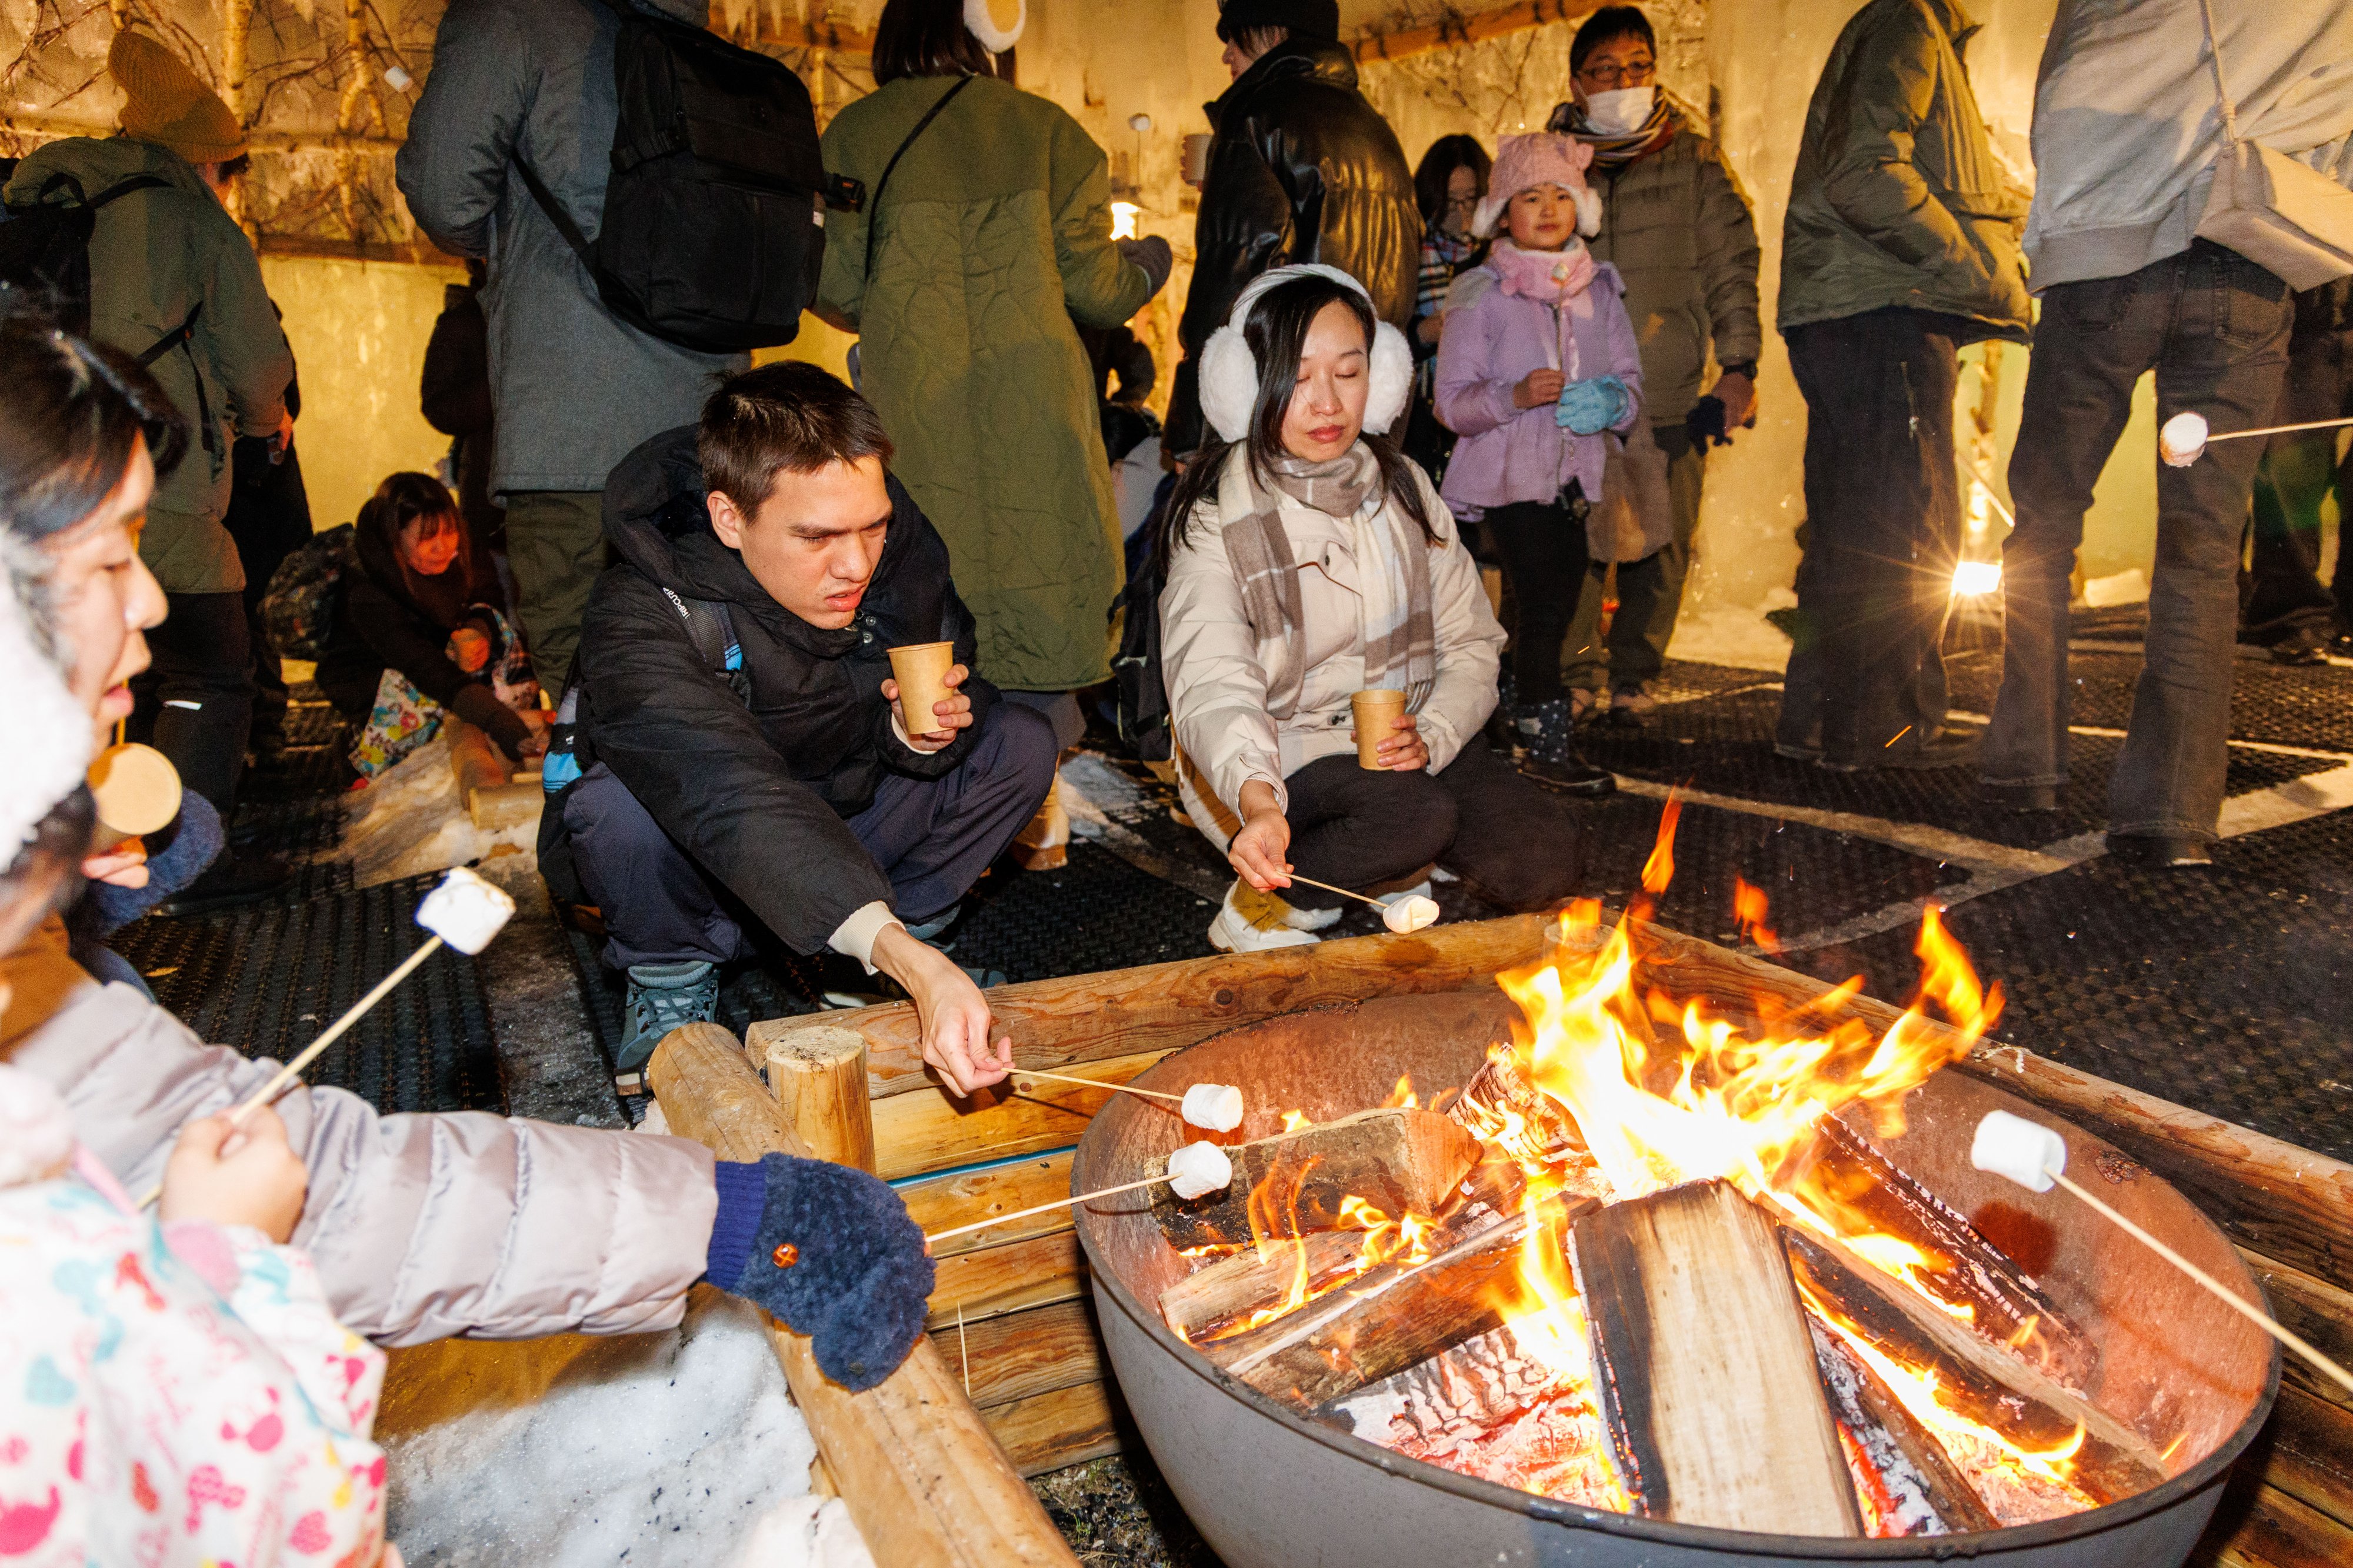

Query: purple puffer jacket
left=1434, top=262, right=1644, bottom=517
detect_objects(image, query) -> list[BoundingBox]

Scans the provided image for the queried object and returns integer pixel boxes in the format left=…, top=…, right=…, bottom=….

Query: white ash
left=1808, top=1319, right=1943, bottom=1537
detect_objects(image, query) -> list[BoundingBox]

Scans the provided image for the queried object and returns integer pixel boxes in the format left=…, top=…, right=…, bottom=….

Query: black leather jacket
left=1166, top=39, right=1419, bottom=454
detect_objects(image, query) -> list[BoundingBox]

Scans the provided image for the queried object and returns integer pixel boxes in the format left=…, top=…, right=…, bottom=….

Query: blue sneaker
left=618, top=959, right=718, bottom=1073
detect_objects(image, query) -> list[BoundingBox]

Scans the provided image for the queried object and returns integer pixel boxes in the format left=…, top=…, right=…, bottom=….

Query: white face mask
left=1582, top=85, right=1655, bottom=137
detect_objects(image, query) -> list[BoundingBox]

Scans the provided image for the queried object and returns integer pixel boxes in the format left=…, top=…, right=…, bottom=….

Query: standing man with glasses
left=1547, top=6, right=1761, bottom=727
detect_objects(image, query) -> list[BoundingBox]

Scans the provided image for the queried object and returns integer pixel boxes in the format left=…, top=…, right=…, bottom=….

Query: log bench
left=716, top=913, right=2353, bottom=1563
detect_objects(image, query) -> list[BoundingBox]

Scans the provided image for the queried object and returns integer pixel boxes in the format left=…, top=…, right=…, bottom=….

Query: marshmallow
left=1165, top=1140, right=1234, bottom=1200
left=1382, top=893, right=1441, bottom=934
left=382, top=64, right=413, bottom=90
left=415, top=865, right=517, bottom=955
left=1971, top=1109, right=2068, bottom=1194
left=2159, top=411, right=2208, bottom=468
left=1180, top=1083, right=1245, bottom=1132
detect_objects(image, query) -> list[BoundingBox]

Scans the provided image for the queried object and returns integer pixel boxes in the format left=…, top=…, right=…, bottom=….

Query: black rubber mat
left=1941, top=646, right=2353, bottom=756
left=114, top=871, right=503, bottom=1114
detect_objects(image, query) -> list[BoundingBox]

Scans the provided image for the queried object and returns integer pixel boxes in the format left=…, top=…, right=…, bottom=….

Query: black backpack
left=258, top=524, right=356, bottom=660
left=0, top=171, right=172, bottom=338
left=515, top=0, right=853, bottom=353
left=1109, top=516, right=1173, bottom=765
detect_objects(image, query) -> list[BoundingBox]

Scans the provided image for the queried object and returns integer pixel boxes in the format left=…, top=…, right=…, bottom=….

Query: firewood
left=1784, top=1229, right=2168, bottom=1506
left=1151, top=1106, right=1483, bottom=1249
left=1205, top=1199, right=1598, bottom=1410
left=1571, top=1179, right=1864, bottom=1537
left=1805, top=1113, right=2098, bottom=1391
left=1159, top=1229, right=1388, bottom=1345
left=1808, top=1317, right=1999, bottom=1536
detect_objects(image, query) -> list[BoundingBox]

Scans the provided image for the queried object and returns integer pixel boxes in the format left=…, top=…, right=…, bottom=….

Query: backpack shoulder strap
left=514, top=154, right=599, bottom=269
left=134, top=301, right=201, bottom=368
left=862, top=74, right=975, bottom=278
left=88, top=174, right=173, bottom=212
left=659, top=587, right=743, bottom=677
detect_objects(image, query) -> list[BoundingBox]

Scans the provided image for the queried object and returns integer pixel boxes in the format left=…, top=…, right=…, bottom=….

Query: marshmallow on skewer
left=1382, top=893, right=1441, bottom=933
left=1971, top=1108, right=2068, bottom=1193
left=2158, top=411, right=2208, bottom=468
left=1181, top=1083, right=1245, bottom=1132
left=1166, top=1140, right=1235, bottom=1200
left=415, top=865, right=516, bottom=954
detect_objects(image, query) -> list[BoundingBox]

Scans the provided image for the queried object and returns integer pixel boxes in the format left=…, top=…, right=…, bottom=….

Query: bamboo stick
left=926, top=1172, right=1174, bottom=1246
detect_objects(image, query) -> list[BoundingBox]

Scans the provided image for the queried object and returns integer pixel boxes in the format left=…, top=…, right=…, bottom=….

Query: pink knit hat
left=1472, top=132, right=1601, bottom=241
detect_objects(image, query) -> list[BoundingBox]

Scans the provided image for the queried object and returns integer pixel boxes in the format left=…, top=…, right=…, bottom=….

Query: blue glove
left=709, top=1153, right=935, bottom=1391
left=1556, top=374, right=1631, bottom=435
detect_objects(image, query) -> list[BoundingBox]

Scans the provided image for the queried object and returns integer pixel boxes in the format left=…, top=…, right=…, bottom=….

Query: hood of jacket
left=4, top=134, right=209, bottom=208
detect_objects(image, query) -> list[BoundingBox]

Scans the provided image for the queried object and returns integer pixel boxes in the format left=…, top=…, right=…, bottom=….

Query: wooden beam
left=979, top=1380, right=1123, bottom=1479
left=1351, top=0, right=1602, bottom=66
left=929, top=1229, right=1085, bottom=1330
left=898, top=1151, right=1078, bottom=1260
left=2198, top=1482, right=2353, bottom=1568
left=872, top=1050, right=1168, bottom=1180
left=2257, top=1383, right=2353, bottom=1534
left=646, top=1021, right=1078, bottom=1568
left=766, top=1022, right=876, bottom=1174
left=955, top=1299, right=1106, bottom=1410
left=2239, top=1252, right=2353, bottom=1414
left=0, top=110, right=404, bottom=155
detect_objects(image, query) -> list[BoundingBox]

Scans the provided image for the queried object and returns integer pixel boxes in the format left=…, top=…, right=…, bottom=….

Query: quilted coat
left=816, top=73, right=1152, bottom=692
left=1166, top=38, right=1421, bottom=455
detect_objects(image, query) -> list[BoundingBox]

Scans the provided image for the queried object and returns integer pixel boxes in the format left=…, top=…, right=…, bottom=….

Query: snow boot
left=1207, top=880, right=1323, bottom=952
left=618, top=959, right=719, bottom=1073
left=1515, top=696, right=1617, bottom=798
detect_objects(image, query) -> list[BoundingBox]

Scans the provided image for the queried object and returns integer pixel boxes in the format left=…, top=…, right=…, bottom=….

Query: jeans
left=1777, top=308, right=1965, bottom=764
left=129, top=590, right=255, bottom=820
left=2243, top=320, right=2353, bottom=639
left=1985, top=242, right=2293, bottom=840
left=1281, top=739, right=1585, bottom=914
left=1483, top=498, right=1592, bottom=706
left=562, top=703, right=1059, bottom=970
left=504, top=489, right=607, bottom=692
left=1564, top=425, right=1706, bottom=695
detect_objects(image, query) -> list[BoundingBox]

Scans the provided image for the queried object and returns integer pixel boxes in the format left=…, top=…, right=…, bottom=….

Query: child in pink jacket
left=1435, top=132, right=1643, bottom=789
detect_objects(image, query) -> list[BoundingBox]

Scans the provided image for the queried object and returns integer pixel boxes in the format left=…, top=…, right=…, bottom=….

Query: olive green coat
left=818, top=74, right=1151, bottom=691
left=5, top=136, right=293, bottom=593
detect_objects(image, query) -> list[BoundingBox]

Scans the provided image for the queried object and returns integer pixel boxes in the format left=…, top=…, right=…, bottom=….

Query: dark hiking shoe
left=1516, top=695, right=1618, bottom=798
left=2105, top=832, right=2213, bottom=869
left=2272, top=625, right=2331, bottom=666
left=619, top=959, right=719, bottom=1073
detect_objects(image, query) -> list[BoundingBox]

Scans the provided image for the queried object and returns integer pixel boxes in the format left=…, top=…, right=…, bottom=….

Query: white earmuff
left=964, top=0, right=1025, bottom=53
left=1575, top=185, right=1604, bottom=238
left=1198, top=263, right=1415, bottom=443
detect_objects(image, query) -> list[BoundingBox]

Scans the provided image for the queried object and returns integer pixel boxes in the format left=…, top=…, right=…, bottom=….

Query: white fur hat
left=0, top=576, right=89, bottom=866
left=965, top=0, right=1025, bottom=52
left=1197, top=263, right=1414, bottom=445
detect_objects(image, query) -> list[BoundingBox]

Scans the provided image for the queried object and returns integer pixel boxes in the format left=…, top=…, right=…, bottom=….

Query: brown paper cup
left=1351, top=689, right=1408, bottom=769
left=1182, top=132, right=1214, bottom=188
left=88, top=742, right=182, bottom=850
left=888, top=641, right=958, bottom=737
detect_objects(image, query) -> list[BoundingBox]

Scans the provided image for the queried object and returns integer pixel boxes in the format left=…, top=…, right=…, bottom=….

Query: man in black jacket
left=1164, top=0, right=1420, bottom=456
left=541, top=363, right=1056, bottom=1087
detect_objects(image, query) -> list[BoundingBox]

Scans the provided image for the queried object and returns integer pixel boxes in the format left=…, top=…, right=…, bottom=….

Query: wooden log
left=1572, top=1180, right=1862, bottom=1537
left=955, top=1299, right=1106, bottom=1410
left=871, top=1050, right=1167, bottom=1181
left=979, top=1380, right=1123, bottom=1479
left=898, top=1152, right=1078, bottom=1260
left=1351, top=0, right=1601, bottom=65
left=1807, top=1317, right=2000, bottom=1536
left=1805, top=1112, right=2098, bottom=1391
left=2239, top=1251, right=2353, bottom=1413
left=1784, top=1228, right=2169, bottom=1505
left=446, top=716, right=540, bottom=830
left=746, top=913, right=1555, bottom=1100
left=646, top=1022, right=1079, bottom=1568
left=1152, top=1106, right=1484, bottom=1248
left=928, top=1229, right=1085, bottom=1330
left=1159, top=1229, right=1387, bottom=1343
left=766, top=1023, right=876, bottom=1174
left=2197, top=1482, right=2353, bottom=1568
left=86, top=742, right=180, bottom=848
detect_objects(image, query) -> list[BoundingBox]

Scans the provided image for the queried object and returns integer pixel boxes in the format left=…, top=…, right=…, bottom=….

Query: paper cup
left=87, top=742, right=181, bottom=850
left=1182, top=132, right=1214, bottom=188
left=1351, top=689, right=1408, bottom=770
left=888, top=642, right=958, bottom=737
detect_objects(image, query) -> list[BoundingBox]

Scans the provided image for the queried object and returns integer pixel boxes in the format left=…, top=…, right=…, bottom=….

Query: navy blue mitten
left=709, top=1153, right=934, bottom=1392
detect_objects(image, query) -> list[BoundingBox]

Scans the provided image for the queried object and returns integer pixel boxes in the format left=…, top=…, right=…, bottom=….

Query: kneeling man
left=541, top=362, right=1055, bottom=1092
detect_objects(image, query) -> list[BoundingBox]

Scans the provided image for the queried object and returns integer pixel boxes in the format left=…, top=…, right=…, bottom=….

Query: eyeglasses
left=1442, top=194, right=1478, bottom=213
left=1577, top=57, right=1656, bottom=89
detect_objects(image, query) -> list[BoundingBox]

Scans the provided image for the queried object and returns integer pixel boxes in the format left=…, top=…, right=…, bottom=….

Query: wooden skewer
left=134, top=936, right=446, bottom=1210
left=2047, top=1166, right=2353, bottom=1397
left=1011, top=1066, right=1184, bottom=1104
left=1281, top=872, right=1389, bottom=911
left=2202, top=413, right=2353, bottom=446
left=926, top=1170, right=1174, bottom=1245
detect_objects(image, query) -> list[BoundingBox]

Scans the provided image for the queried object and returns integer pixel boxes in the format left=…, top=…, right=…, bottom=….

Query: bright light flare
left=1110, top=200, right=1141, bottom=240
left=1953, top=560, right=2002, bottom=596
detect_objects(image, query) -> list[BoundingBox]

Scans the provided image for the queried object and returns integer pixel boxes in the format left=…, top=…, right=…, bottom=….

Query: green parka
left=817, top=74, right=1152, bottom=692
left=5, top=136, right=294, bottom=593
left=1777, top=0, right=2029, bottom=343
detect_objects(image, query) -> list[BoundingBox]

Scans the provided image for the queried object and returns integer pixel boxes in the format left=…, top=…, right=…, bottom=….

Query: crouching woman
left=1160, top=265, right=1592, bottom=952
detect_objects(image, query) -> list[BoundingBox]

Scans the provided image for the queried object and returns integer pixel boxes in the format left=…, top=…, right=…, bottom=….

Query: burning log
left=1805, top=1113, right=2099, bottom=1391
left=1784, top=1229, right=2168, bottom=1509
left=1159, top=1229, right=1385, bottom=1344
left=1571, top=1179, right=1865, bottom=1537
left=1808, top=1317, right=2001, bottom=1536
left=1204, top=1200, right=1597, bottom=1409
left=1152, top=1106, right=1483, bottom=1248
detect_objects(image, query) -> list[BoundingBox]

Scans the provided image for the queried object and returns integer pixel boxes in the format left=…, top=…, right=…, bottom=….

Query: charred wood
left=1809, top=1317, right=2001, bottom=1536
left=1152, top=1106, right=1484, bottom=1248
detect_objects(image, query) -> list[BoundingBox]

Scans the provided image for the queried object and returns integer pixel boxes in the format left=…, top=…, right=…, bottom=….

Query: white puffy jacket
left=1158, top=449, right=1506, bottom=846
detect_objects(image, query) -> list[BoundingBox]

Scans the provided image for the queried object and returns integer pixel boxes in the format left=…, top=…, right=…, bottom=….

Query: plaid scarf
left=1218, top=445, right=1438, bottom=720
left=1547, top=93, right=1678, bottom=170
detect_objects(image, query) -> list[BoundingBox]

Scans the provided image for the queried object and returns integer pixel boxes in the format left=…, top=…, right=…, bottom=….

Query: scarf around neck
left=1491, top=236, right=1598, bottom=303
left=1217, top=443, right=1438, bottom=720
left=1548, top=92, right=1678, bottom=169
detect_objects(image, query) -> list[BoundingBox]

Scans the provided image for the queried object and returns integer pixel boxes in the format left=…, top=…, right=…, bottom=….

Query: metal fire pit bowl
left=1072, top=989, right=2278, bottom=1568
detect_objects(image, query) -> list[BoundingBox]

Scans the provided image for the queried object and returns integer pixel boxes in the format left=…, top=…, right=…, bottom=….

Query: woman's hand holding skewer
left=1228, top=779, right=1293, bottom=892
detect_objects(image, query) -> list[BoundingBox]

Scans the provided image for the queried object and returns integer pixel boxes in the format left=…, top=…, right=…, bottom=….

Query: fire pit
left=1071, top=923, right=2277, bottom=1567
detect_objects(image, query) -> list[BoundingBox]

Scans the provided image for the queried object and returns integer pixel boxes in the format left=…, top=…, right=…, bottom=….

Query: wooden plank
left=953, top=1299, right=1106, bottom=1410
left=1153, top=1107, right=1484, bottom=1247
left=1574, top=1181, right=1861, bottom=1537
left=930, top=1229, right=1085, bottom=1330
left=2239, top=1250, right=2353, bottom=1413
left=872, top=1051, right=1168, bottom=1181
left=748, top=914, right=1552, bottom=1100
left=2259, top=1383, right=2353, bottom=1531
left=2196, top=1483, right=2353, bottom=1568
left=900, top=1152, right=1076, bottom=1260
left=645, top=1022, right=1078, bottom=1568
left=979, top=1380, right=1124, bottom=1479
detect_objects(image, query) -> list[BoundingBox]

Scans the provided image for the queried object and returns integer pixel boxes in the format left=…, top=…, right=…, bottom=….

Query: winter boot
left=1207, top=879, right=1322, bottom=952
left=1515, top=696, right=1617, bottom=798
left=618, top=959, right=719, bottom=1074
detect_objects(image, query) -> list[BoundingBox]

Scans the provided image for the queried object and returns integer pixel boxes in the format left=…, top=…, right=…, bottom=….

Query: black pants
left=1778, top=308, right=1964, bottom=764
left=1282, top=740, right=1584, bottom=913
left=224, top=434, right=314, bottom=742
left=129, top=590, right=254, bottom=820
left=1482, top=498, right=1591, bottom=706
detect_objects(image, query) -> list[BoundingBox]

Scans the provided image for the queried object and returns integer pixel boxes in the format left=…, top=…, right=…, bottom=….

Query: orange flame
left=1733, top=876, right=1779, bottom=953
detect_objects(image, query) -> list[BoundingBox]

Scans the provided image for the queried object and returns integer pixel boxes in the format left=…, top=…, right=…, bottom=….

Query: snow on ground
left=333, top=733, right=539, bottom=889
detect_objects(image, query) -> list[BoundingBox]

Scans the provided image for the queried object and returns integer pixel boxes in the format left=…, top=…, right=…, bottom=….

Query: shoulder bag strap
left=513, top=152, right=599, bottom=271
left=2196, top=0, right=2242, bottom=145
left=862, top=74, right=975, bottom=279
